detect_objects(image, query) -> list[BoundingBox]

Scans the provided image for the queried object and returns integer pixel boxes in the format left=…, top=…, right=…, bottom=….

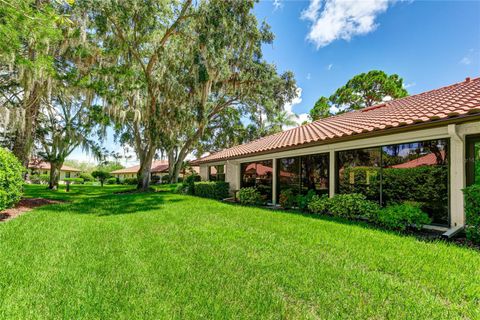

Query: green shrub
left=194, top=181, right=229, bottom=200
left=30, top=174, right=49, bottom=184
left=296, top=190, right=316, bottom=211
left=123, top=178, right=138, bottom=185
left=79, top=172, right=94, bottom=182
left=92, top=170, right=111, bottom=187
left=238, top=187, right=263, bottom=205
left=463, top=185, right=480, bottom=243
left=63, top=178, right=84, bottom=184
left=307, top=194, right=330, bottom=214
left=39, top=174, right=50, bottom=184
left=376, top=202, right=431, bottom=231
left=279, top=189, right=296, bottom=209
left=106, top=177, right=117, bottom=185
left=175, top=174, right=197, bottom=195
left=328, top=193, right=380, bottom=219
left=0, top=148, right=24, bottom=211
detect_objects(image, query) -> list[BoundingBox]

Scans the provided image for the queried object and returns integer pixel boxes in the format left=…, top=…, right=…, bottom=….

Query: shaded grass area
left=0, top=184, right=479, bottom=319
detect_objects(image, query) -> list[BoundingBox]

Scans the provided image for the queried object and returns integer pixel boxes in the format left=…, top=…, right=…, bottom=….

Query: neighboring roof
left=110, top=160, right=169, bottom=174
left=390, top=151, right=446, bottom=169
left=28, top=161, right=81, bottom=172
left=192, top=77, right=480, bottom=164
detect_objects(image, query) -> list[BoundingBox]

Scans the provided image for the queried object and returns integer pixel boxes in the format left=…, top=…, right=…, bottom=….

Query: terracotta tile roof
left=28, top=161, right=81, bottom=172
left=390, top=151, right=446, bottom=169
left=110, top=160, right=169, bottom=174
left=193, top=77, right=480, bottom=164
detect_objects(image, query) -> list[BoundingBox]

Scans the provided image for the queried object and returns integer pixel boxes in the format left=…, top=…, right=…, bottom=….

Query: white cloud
left=273, top=0, right=283, bottom=10
left=403, top=82, right=416, bottom=89
left=301, top=0, right=398, bottom=48
left=327, top=63, right=333, bottom=70
left=306, top=73, right=311, bottom=80
left=284, top=87, right=310, bottom=129
left=460, top=57, right=472, bottom=65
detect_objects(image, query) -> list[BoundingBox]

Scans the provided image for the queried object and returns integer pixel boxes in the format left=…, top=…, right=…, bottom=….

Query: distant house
left=28, top=161, right=81, bottom=180
left=192, top=77, right=480, bottom=232
left=111, top=160, right=199, bottom=183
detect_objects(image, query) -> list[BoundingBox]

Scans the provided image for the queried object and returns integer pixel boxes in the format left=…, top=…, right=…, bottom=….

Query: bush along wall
left=194, top=182, right=230, bottom=200
left=464, top=185, right=480, bottom=244
left=238, top=187, right=263, bottom=205
left=306, top=192, right=430, bottom=231
left=0, top=148, right=24, bottom=211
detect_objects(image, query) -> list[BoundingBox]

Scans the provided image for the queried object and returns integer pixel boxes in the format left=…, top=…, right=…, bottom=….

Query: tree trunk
left=12, top=84, right=41, bottom=167
left=137, top=146, right=155, bottom=191
left=48, top=162, right=61, bottom=190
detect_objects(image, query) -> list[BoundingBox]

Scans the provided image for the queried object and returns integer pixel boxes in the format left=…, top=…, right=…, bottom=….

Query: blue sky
left=68, top=0, right=480, bottom=164
left=255, top=0, right=480, bottom=121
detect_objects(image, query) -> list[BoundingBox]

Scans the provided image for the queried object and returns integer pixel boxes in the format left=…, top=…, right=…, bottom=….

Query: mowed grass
left=0, top=185, right=479, bottom=319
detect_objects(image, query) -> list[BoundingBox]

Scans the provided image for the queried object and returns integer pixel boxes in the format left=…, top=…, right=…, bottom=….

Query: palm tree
left=267, top=110, right=298, bottom=134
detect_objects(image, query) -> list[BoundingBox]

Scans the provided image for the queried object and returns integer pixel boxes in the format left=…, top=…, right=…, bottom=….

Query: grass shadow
left=222, top=200, right=448, bottom=246
left=24, top=184, right=185, bottom=217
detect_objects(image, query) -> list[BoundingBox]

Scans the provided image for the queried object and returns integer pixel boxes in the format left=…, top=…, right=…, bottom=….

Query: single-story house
left=28, top=161, right=81, bottom=180
left=111, top=160, right=199, bottom=183
left=192, top=77, right=480, bottom=233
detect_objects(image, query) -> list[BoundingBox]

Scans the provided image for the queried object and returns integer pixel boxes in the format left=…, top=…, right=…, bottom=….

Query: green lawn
left=1, top=185, right=479, bottom=319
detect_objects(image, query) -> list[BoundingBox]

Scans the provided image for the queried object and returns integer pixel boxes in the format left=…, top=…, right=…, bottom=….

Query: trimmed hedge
left=375, top=202, right=431, bottom=231
left=123, top=178, right=138, bottom=185
left=238, top=187, right=263, bottom=205
left=307, top=193, right=380, bottom=220
left=464, top=185, right=480, bottom=243
left=0, top=148, right=24, bottom=211
left=307, top=194, right=330, bottom=214
left=106, top=177, right=117, bottom=185
left=63, top=178, right=84, bottom=184
left=79, top=173, right=94, bottom=182
left=194, top=181, right=229, bottom=200
left=30, top=174, right=49, bottom=184
left=296, top=190, right=316, bottom=211
left=328, top=193, right=380, bottom=220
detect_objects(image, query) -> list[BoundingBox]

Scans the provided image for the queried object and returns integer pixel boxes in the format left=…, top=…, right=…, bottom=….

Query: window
left=301, top=154, right=329, bottom=195
left=466, top=135, right=480, bottom=186
left=337, top=148, right=381, bottom=202
left=65, top=172, right=71, bottom=178
left=278, top=157, right=301, bottom=195
left=382, top=139, right=449, bottom=225
left=209, top=165, right=225, bottom=181
left=277, top=153, right=329, bottom=197
left=240, top=160, right=273, bottom=202
left=336, top=139, right=449, bottom=226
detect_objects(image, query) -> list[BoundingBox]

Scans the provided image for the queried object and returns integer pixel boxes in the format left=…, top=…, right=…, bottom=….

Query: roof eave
left=193, top=113, right=480, bottom=165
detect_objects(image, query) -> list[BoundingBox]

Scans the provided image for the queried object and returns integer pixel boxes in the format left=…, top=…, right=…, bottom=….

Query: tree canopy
left=309, top=70, right=409, bottom=121
left=1, top=0, right=298, bottom=189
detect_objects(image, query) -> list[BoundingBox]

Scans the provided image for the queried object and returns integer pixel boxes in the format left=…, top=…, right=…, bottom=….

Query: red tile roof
left=390, top=151, right=446, bottom=169
left=28, top=161, right=81, bottom=172
left=111, top=160, right=169, bottom=174
left=193, top=77, right=480, bottom=164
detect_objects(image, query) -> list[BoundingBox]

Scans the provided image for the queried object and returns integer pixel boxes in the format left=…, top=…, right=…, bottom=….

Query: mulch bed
left=0, top=198, right=62, bottom=222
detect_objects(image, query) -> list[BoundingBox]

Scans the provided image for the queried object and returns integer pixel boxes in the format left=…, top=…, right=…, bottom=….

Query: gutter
left=194, top=114, right=480, bottom=165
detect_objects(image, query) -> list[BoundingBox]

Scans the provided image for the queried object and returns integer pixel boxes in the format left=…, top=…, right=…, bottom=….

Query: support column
left=329, top=150, right=336, bottom=198
left=449, top=125, right=466, bottom=228
left=272, top=159, right=278, bottom=205
left=225, top=161, right=240, bottom=193
left=199, top=165, right=209, bottom=181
